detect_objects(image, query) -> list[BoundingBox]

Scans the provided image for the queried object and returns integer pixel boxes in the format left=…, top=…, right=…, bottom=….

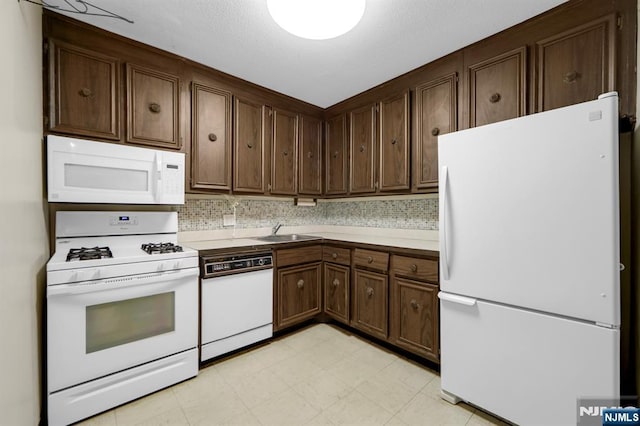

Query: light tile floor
left=77, top=324, right=507, bottom=426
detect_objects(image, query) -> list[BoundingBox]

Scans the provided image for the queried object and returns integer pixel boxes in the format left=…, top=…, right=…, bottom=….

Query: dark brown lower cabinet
left=277, top=262, right=321, bottom=329
left=323, top=263, right=350, bottom=324
left=351, top=269, right=388, bottom=339
left=390, top=277, right=439, bottom=362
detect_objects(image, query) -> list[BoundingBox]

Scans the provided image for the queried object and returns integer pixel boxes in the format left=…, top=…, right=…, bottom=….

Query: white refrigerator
left=437, top=92, right=620, bottom=425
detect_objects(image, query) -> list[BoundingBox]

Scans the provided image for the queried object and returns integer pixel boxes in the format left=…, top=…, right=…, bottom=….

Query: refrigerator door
left=439, top=292, right=620, bottom=425
left=438, top=93, right=620, bottom=325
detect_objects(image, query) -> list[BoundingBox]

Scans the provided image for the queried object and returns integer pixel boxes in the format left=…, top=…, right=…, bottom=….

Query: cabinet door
left=277, top=262, right=322, bottom=329
left=390, top=277, right=439, bottom=362
left=299, top=115, right=322, bottom=195
left=48, top=40, right=119, bottom=140
left=324, top=263, right=350, bottom=324
left=233, top=98, right=266, bottom=193
left=352, top=269, right=388, bottom=339
left=379, top=92, right=410, bottom=191
left=536, top=14, right=616, bottom=112
left=126, top=63, right=180, bottom=149
left=325, top=114, right=348, bottom=195
left=414, top=73, right=457, bottom=190
left=349, top=104, right=377, bottom=193
left=468, top=47, right=527, bottom=127
left=271, top=108, right=298, bottom=195
left=190, top=83, right=232, bottom=191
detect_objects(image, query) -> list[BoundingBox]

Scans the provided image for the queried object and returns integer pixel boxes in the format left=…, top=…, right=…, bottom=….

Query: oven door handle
left=47, top=268, right=198, bottom=297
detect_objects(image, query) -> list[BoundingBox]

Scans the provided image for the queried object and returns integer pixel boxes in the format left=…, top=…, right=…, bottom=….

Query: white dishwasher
left=200, top=251, right=273, bottom=362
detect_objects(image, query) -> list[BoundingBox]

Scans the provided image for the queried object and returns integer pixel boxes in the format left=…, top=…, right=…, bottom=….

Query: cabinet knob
left=366, top=287, right=374, bottom=297
left=411, top=264, right=418, bottom=272
left=307, top=151, right=313, bottom=158
left=367, top=256, right=373, bottom=264
left=563, top=71, right=579, bottom=83
left=149, top=103, right=161, bottom=113
left=297, top=279, right=304, bottom=289
left=208, top=133, right=217, bottom=142
left=247, top=143, right=253, bottom=149
left=332, top=278, right=340, bottom=287
left=489, top=93, right=501, bottom=104
left=78, top=87, right=93, bottom=98
left=410, top=299, right=420, bottom=309
left=391, top=138, right=397, bottom=145
left=283, top=150, right=289, bottom=156
left=332, top=151, right=339, bottom=159
left=359, top=145, right=365, bottom=152
left=332, top=252, right=338, bottom=259
left=431, top=127, right=440, bottom=136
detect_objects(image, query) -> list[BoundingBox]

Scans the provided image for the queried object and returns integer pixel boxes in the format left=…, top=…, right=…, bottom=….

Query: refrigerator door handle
left=441, top=166, right=450, bottom=280
left=438, top=291, right=477, bottom=306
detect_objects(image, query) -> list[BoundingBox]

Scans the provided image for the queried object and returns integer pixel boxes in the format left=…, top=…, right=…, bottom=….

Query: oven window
left=65, top=163, right=149, bottom=191
left=86, top=292, right=175, bottom=353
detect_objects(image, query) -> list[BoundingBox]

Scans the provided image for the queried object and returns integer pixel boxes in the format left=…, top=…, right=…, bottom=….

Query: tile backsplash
left=177, top=197, right=439, bottom=232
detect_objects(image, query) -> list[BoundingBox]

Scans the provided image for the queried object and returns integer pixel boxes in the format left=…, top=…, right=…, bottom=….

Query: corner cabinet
left=233, top=98, right=266, bottom=193
left=274, top=245, right=323, bottom=330
left=325, top=114, right=349, bottom=195
left=47, top=40, right=120, bottom=140
left=323, top=246, right=351, bottom=324
left=299, top=115, right=323, bottom=196
left=414, top=73, right=457, bottom=190
left=190, top=83, right=232, bottom=191
left=351, top=249, right=390, bottom=339
left=126, top=63, right=181, bottom=149
left=379, top=91, right=410, bottom=191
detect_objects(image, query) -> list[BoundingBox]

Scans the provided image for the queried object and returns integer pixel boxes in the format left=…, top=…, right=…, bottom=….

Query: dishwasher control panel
left=202, top=252, right=272, bottom=278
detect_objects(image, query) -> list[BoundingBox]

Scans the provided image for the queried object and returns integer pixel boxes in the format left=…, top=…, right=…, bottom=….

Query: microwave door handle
left=47, top=268, right=198, bottom=297
left=153, top=153, right=162, bottom=202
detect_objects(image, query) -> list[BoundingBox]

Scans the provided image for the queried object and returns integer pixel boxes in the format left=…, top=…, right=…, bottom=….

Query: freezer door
left=439, top=293, right=619, bottom=426
left=438, top=94, right=620, bottom=325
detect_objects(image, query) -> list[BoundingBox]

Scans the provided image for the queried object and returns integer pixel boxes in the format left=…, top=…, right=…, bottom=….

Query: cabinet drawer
left=276, top=245, right=322, bottom=267
left=391, top=255, right=438, bottom=283
left=353, top=249, right=389, bottom=272
left=323, top=246, right=351, bottom=265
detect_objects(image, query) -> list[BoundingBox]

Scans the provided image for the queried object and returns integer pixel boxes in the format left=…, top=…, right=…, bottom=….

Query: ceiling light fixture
left=267, top=0, right=366, bottom=40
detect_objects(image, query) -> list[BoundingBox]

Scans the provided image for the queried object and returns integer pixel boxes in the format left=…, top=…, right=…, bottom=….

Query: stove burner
left=66, top=246, right=113, bottom=262
left=141, top=242, right=183, bottom=255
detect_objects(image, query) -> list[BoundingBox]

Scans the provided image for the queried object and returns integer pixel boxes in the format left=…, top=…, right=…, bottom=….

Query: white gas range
left=46, top=211, right=199, bottom=426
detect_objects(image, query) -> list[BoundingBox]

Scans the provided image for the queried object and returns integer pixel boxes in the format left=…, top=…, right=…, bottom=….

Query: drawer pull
left=431, top=127, right=440, bottom=136
left=410, top=299, right=420, bottom=309
left=297, top=279, right=304, bottom=289
left=332, top=278, right=340, bottom=287
left=149, top=102, right=161, bottom=113
left=489, top=93, right=501, bottom=104
left=367, top=256, right=373, bottom=264
left=563, top=71, right=579, bottom=83
left=410, top=264, right=418, bottom=272
left=366, top=287, right=374, bottom=297
left=332, top=252, right=338, bottom=259
left=208, top=133, right=217, bottom=142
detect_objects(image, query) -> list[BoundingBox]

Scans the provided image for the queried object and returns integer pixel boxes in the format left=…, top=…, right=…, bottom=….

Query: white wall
left=0, top=2, right=48, bottom=425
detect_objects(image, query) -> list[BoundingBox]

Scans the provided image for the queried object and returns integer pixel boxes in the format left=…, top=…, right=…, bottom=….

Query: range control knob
left=258, top=258, right=265, bottom=266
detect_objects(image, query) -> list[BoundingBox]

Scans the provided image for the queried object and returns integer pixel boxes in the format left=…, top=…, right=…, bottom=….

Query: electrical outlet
left=223, top=214, right=236, bottom=227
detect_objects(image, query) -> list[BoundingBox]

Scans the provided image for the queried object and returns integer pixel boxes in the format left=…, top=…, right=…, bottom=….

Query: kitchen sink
left=255, top=234, right=321, bottom=243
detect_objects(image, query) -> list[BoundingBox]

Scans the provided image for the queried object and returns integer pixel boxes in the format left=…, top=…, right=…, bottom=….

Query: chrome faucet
left=271, top=223, right=283, bottom=235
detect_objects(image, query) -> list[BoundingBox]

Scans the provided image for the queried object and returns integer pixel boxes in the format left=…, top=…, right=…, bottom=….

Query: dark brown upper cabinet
left=535, top=14, right=616, bottom=112
left=126, top=63, right=180, bottom=149
left=349, top=104, right=377, bottom=194
left=414, top=73, right=458, bottom=191
left=467, top=46, right=527, bottom=127
left=233, top=98, right=266, bottom=193
left=325, top=114, right=349, bottom=196
left=379, top=91, right=410, bottom=192
left=190, top=83, right=232, bottom=191
left=299, top=115, right=323, bottom=196
left=271, top=108, right=299, bottom=195
left=48, top=40, right=120, bottom=140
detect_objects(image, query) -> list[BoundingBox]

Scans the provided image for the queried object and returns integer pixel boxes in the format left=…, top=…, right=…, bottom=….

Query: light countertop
left=179, top=225, right=439, bottom=253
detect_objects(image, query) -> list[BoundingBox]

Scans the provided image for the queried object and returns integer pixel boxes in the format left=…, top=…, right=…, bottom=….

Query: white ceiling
left=45, top=0, right=568, bottom=108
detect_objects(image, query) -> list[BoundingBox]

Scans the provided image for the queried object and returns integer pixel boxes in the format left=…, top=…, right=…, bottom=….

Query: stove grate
left=66, top=246, right=113, bottom=262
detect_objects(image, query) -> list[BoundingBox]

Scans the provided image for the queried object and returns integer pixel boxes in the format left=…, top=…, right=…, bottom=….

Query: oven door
left=47, top=268, right=198, bottom=393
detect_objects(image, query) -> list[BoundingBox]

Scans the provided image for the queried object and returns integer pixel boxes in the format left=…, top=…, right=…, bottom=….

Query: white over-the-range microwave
left=47, top=135, right=185, bottom=205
